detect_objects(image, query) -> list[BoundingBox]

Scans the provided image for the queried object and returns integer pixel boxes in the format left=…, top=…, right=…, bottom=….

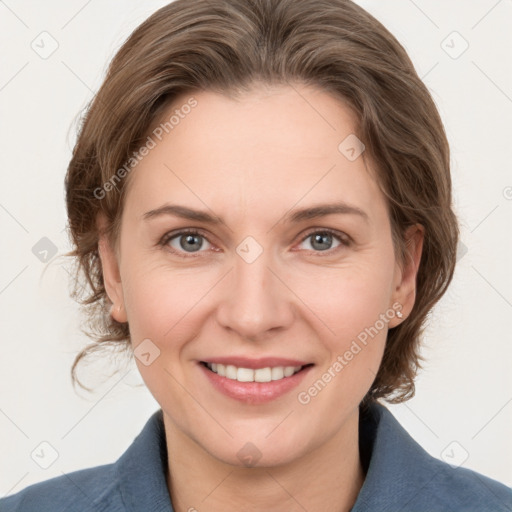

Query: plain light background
left=1, top=0, right=511, bottom=498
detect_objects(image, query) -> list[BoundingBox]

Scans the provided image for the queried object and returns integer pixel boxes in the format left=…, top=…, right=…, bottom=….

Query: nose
left=215, top=244, right=295, bottom=341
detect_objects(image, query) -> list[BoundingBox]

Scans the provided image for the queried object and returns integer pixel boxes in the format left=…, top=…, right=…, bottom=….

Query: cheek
left=289, top=252, right=395, bottom=394
left=123, top=267, right=205, bottom=413
left=295, top=274, right=391, bottom=412
left=121, top=260, right=216, bottom=355
left=291, top=255, right=395, bottom=340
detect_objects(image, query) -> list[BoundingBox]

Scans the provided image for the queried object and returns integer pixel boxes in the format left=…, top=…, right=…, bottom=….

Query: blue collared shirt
left=2, top=402, right=511, bottom=511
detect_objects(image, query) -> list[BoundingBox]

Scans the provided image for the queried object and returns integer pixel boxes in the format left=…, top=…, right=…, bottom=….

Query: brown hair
left=64, top=0, right=459, bottom=402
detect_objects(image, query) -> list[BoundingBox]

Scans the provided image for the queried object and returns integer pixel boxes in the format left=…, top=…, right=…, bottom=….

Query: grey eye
left=300, top=232, right=342, bottom=252
left=168, top=232, right=211, bottom=253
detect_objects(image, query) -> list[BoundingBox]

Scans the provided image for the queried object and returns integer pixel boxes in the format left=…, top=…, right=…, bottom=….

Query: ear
left=97, top=212, right=127, bottom=323
left=388, top=224, right=424, bottom=327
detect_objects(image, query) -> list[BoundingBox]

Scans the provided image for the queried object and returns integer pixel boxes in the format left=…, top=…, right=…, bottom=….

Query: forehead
left=122, top=84, right=386, bottom=227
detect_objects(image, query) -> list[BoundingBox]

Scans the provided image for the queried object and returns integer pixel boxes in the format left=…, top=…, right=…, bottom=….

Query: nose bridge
left=216, top=238, right=292, bottom=338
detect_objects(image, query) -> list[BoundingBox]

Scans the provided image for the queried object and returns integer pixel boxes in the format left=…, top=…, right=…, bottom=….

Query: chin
left=213, top=442, right=305, bottom=469
left=200, top=425, right=310, bottom=469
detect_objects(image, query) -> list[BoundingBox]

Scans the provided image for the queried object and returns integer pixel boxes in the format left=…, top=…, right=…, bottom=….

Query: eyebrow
left=142, top=201, right=369, bottom=225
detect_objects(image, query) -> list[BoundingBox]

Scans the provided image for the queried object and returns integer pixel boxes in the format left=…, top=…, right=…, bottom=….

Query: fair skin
left=98, top=83, right=423, bottom=512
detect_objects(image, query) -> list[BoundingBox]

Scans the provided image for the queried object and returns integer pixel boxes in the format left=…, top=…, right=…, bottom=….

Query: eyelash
left=158, top=228, right=352, bottom=258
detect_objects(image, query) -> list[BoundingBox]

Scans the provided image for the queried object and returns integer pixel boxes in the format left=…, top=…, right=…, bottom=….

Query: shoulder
left=420, top=459, right=512, bottom=511
left=0, top=463, right=124, bottom=512
left=0, top=409, right=170, bottom=512
left=354, top=402, right=512, bottom=511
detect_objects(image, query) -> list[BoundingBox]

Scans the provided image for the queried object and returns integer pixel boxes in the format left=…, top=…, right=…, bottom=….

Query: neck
left=164, top=408, right=365, bottom=512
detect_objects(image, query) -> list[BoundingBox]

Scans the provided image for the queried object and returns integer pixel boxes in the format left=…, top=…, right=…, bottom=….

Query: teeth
left=271, top=367, right=284, bottom=380
left=284, top=366, right=295, bottom=377
left=206, top=363, right=303, bottom=382
left=254, top=367, right=271, bottom=382
left=226, top=365, right=237, bottom=379
left=237, top=367, right=254, bottom=382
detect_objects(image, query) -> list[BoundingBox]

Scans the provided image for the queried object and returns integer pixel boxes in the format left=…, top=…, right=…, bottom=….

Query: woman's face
left=99, top=84, right=422, bottom=467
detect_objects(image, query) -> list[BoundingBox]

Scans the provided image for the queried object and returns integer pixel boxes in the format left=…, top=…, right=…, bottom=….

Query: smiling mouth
left=200, top=361, right=314, bottom=383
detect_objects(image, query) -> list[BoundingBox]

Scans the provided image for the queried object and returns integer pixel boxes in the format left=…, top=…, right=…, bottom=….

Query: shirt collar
left=351, top=400, right=442, bottom=511
left=116, top=408, right=174, bottom=511
left=114, top=401, right=437, bottom=512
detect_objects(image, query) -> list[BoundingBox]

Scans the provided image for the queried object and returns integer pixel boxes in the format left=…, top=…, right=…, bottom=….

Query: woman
left=2, top=0, right=511, bottom=511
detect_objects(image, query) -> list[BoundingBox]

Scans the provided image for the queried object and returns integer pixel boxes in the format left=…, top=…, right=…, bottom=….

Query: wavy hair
left=63, top=0, right=459, bottom=402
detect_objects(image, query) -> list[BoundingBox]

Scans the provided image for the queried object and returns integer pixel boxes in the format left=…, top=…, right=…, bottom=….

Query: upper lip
left=200, top=357, right=312, bottom=369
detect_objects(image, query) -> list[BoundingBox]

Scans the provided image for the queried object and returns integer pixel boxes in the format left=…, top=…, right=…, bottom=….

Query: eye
left=160, top=229, right=213, bottom=257
left=296, top=229, right=350, bottom=254
left=159, top=227, right=351, bottom=257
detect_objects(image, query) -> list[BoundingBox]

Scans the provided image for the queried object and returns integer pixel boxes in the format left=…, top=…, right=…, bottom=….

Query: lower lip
left=199, top=363, right=313, bottom=404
